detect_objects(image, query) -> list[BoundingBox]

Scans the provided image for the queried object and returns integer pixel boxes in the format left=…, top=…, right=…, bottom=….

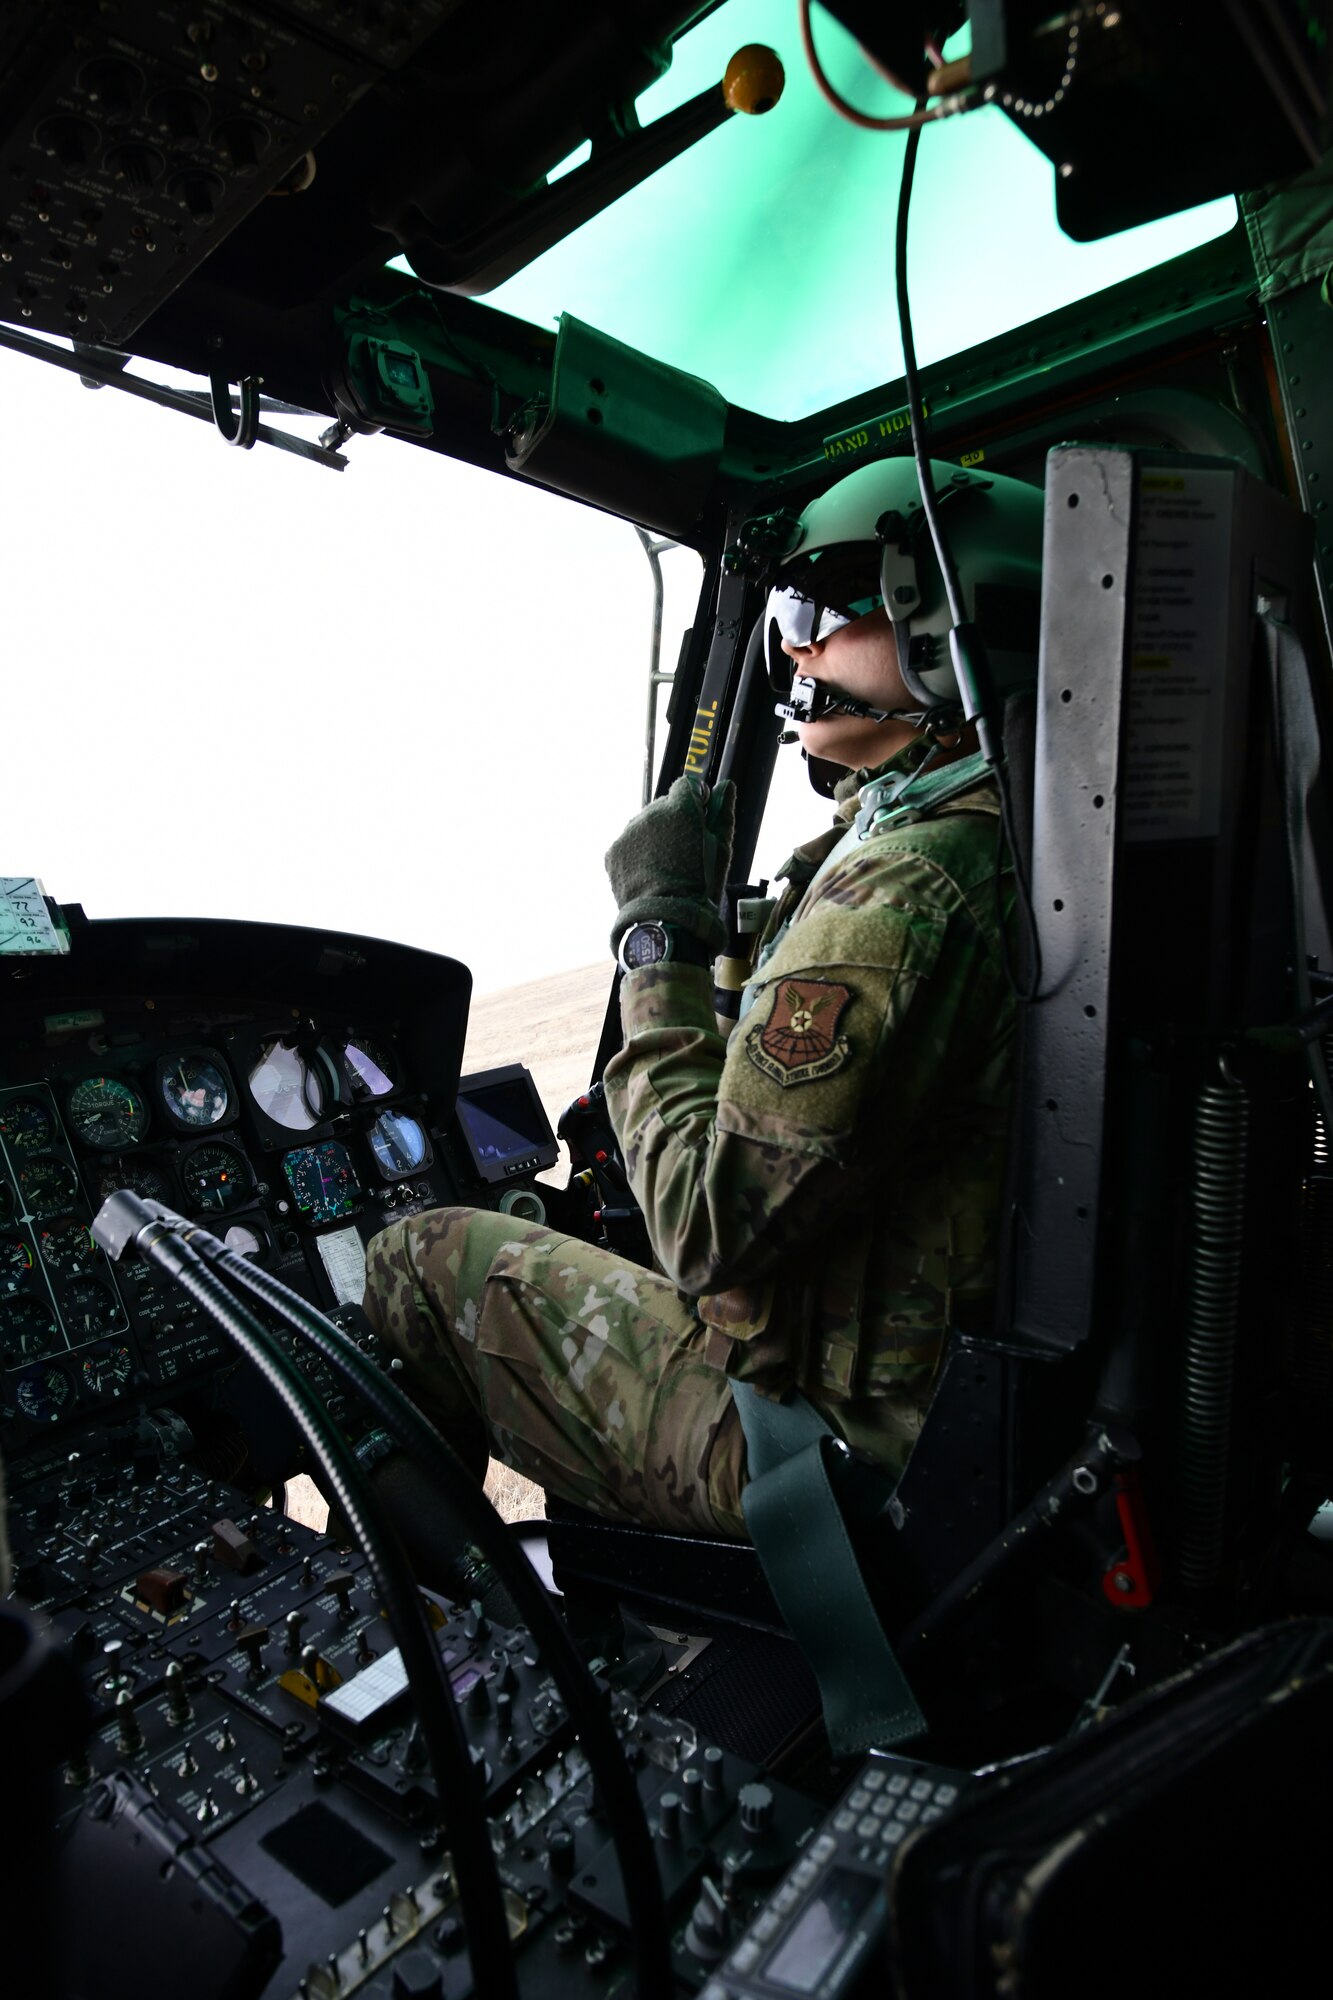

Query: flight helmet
left=764, top=455, right=1046, bottom=727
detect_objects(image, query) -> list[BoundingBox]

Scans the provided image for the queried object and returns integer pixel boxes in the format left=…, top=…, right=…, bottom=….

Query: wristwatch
left=617, top=922, right=714, bottom=973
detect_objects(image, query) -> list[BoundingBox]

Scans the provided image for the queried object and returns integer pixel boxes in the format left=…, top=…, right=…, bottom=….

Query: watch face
left=621, top=923, right=668, bottom=970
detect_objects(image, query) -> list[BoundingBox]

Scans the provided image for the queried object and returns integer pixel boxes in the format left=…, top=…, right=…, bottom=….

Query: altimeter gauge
left=180, top=1142, right=253, bottom=1215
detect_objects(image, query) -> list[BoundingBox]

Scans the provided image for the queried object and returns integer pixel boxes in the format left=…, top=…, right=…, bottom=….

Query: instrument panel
left=0, top=910, right=477, bottom=1459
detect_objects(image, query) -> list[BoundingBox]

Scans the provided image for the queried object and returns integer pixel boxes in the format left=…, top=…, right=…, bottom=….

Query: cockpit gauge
left=67, top=1075, right=150, bottom=1151
left=1, top=1234, right=34, bottom=1295
left=249, top=1039, right=327, bottom=1131
left=62, top=1277, right=120, bottom=1340
left=369, top=1108, right=430, bottom=1179
left=158, top=1053, right=232, bottom=1132
left=0, top=1096, right=55, bottom=1155
left=1, top=1295, right=62, bottom=1365
left=16, top=1157, right=79, bottom=1220
left=222, top=1220, right=266, bottom=1260
left=82, top=1344, right=133, bottom=1399
left=179, top=1141, right=253, bottom=1214
left=38, top=1216, right=97, bottom=1278
left=96, top=1157, right=173, bottom=1206
left=14, top=1362, right=74, bottom=1423
left=281, top=1142, right=361, bottom=1225
left=345, top=1037, right=397, bottom=1098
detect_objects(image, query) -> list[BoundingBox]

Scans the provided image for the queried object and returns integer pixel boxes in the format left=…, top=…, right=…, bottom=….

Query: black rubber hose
left=93, top=1200, right=519, bottom=2000
left=180, top=1221, right=675, bottom=2000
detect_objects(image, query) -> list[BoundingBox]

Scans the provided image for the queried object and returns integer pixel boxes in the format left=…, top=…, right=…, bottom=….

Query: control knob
left=79, top=57, right=142, bottom=123
left=105, top=143, right=163, bottom=189
left=685, top=1877, right=732, bottom=1962
left=169, top=168, right=224, bottom=222
left=35, top=116, right=98, bottom=168
left=151, top=89, right=209, bottom=146
left=214, top=118, right=268, bottom=170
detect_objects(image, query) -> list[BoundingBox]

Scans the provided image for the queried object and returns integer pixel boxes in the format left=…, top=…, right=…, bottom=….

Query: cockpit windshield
left=479, top=1, right=1237, bottom=420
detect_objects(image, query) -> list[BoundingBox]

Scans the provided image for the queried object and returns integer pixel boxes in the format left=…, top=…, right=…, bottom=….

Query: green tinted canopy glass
left=457, top=2, right=1237, bottom=421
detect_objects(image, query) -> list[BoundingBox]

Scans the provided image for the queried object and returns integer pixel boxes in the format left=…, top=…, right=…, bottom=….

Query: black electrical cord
left=994, top=780, right=1043, bottom=1004
left=893, top=108, right=1043, bottom=1003
left=91, top=1195, right=520, bottom=2000
left=176, top=1219, right=676, bottom=2000
left=894, top=113, right=965, bottom=631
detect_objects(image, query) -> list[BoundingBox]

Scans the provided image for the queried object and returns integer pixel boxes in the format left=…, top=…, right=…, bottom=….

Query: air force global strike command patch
left=747, top=978, right=853, bottom=1088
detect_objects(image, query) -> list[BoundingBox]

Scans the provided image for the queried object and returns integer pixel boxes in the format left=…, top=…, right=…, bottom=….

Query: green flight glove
left=606, top=773, right=736, bottom=955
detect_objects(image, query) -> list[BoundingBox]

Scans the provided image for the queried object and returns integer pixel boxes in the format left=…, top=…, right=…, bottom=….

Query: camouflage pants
left=362, top=1208, right=749, bottom=1538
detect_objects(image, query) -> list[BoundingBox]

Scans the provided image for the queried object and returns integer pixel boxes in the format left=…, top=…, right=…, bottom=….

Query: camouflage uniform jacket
left=602, top=742, right=1014, bottom=1473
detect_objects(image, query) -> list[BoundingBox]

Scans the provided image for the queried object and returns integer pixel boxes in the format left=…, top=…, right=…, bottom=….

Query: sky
left=0, top=345, right=705, bottom=995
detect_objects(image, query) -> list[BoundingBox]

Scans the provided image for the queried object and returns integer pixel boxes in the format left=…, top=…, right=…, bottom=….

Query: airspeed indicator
left=67, top=1076, right=149, bottom=1150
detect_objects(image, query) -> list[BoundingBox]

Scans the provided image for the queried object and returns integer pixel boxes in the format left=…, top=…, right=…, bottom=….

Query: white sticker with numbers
left=0, top=878, right=68, bottom=956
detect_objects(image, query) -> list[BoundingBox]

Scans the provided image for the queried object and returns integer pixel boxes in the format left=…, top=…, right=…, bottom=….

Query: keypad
left=713, top=1754, right=970, bottom=1994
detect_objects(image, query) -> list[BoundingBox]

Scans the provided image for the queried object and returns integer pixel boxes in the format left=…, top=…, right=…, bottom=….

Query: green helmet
left=765, top=455, right=1045, bottom=719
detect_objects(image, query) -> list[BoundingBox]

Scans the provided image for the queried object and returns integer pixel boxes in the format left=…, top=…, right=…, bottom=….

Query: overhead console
left=0, top=908, right=552, bottom=1460
left=0, top=0, right=452, bottom=346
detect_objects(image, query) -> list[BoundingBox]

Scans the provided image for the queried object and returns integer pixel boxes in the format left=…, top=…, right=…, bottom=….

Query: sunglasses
left=765, top=547, right=887, bottom=650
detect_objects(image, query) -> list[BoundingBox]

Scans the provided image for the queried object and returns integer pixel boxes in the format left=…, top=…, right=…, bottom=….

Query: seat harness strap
left=730, top=1379, right=927, bottom=1756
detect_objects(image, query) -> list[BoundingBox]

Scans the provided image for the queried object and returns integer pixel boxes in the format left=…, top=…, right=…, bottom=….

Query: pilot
left=362, top=457, right=1043, bottom=1542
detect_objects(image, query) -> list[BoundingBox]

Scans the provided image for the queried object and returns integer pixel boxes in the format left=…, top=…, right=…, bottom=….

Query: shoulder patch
left=746, top=977, right=853, bottom=1088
